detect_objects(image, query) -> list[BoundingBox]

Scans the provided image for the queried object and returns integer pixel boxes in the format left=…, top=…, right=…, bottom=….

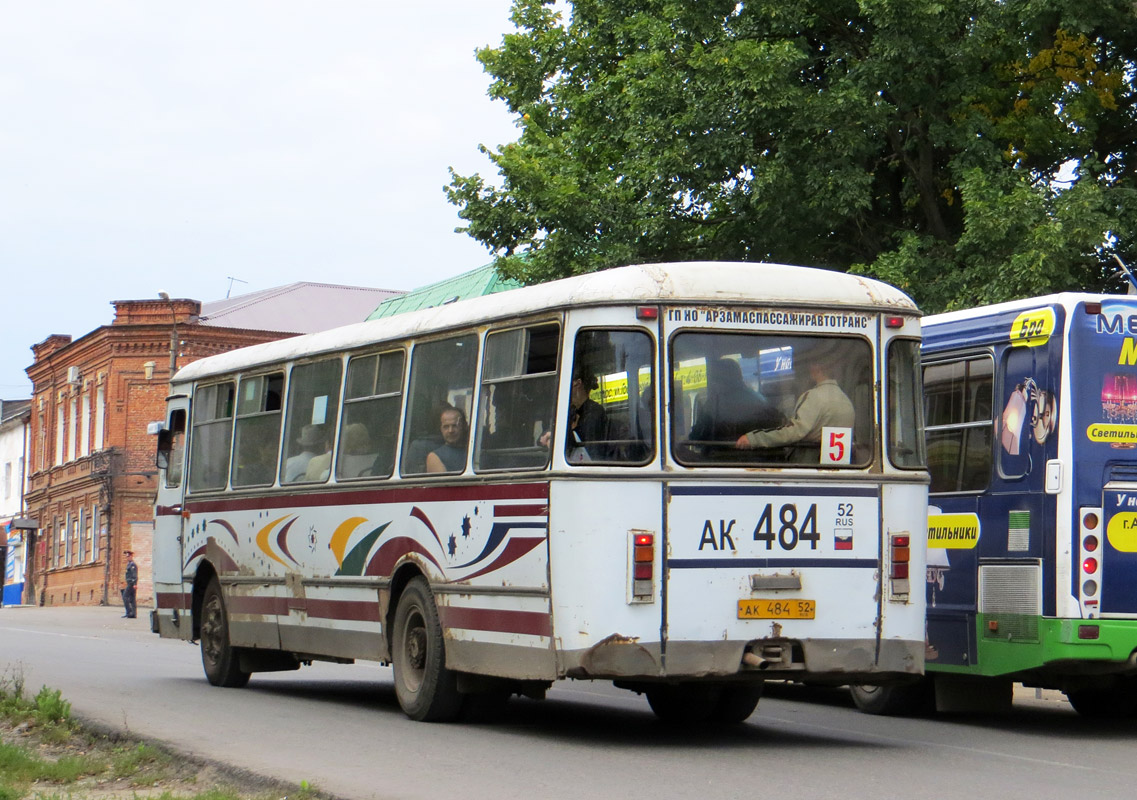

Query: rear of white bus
left=547, top=304, right=927, bottom=707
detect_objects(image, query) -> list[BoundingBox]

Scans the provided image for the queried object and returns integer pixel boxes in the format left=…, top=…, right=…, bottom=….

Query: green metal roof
left=367, top=263, right=520, bottom=320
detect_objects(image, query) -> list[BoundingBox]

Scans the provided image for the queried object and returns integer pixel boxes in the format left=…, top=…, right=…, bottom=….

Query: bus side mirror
left=147, top=421, right=165, bottom=435
left=155, top=428, right=173, bottom=470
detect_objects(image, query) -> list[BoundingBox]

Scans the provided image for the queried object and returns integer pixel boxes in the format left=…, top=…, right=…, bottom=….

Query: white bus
left=151, top=261, right=928, bottom=723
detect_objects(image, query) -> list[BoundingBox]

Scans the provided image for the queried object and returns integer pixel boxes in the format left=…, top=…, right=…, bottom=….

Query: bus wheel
left=199, top=578, right=250, bottom=688
left=392, top=577, right=463, bottom=722
left=646, top=683, right=719, bottom=724
left=1067, top=679, right=1137, bottom=718
left=709, top=684, right=763, bottom=723
left=850, top=680, right=934, bottom=716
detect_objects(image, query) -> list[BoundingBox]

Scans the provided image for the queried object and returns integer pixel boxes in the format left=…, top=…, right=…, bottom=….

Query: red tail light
left=629, top=531, right=655, bottom=602
left=889, top=532, right=911, bottom=599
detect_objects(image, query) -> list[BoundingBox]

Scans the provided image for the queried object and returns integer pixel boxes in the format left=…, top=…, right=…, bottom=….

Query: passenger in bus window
left=735, top=352, right=854, bottom=461
left=426, top=406, right=468, bottom=473
left=338, top=423, right=376, bottom=478
left=284, top=424, right=327, bottom=482
left=235, top=427, right=278, bottom=485
left=566, top=370, right=608, bottom=461
left=689, top=358, right=784, bottom=449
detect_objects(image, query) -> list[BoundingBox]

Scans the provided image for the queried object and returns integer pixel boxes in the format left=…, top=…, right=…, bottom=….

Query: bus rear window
left=671, top=333, right=873, bottom=467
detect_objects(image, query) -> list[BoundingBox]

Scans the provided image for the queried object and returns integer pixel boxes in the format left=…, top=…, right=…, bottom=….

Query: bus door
left=154, top=396, right=189, bottom=633
left=972, top=333, right=1056, bottom=642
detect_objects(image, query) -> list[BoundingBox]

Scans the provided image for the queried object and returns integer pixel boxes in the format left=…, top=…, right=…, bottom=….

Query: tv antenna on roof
left=225, top=276, right=248, bottom=299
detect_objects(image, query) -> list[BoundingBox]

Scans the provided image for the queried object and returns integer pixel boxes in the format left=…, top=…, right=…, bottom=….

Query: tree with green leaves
left=447, top=0, right=1137, bottom=312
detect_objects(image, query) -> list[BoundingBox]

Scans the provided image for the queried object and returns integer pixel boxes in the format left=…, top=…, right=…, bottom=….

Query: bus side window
left=401, top=334, right=478, bottom=476
left=567, top=329, right=654, bottom=464
left=340, top=350, right=404, bottom=480
left=280, top=358, right=343, bottom=484
left=924, top=355, right=993, bottom=493
left=231, top=372, right=284, bottom=488
left=997, top=345, right=1050, bottom=480
left=475, top=323, right=559, bottom=471
left=188, top=382, right=235, bottom=492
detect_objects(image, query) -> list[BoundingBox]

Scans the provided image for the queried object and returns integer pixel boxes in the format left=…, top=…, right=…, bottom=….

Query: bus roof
left=923, top=291, right=1137, bottom=328
left=172, top=261, right=919, bottom=385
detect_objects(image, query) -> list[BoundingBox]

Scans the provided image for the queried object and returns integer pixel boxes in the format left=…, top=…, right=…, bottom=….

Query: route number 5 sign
left=821, top=427, right=853, bottom=465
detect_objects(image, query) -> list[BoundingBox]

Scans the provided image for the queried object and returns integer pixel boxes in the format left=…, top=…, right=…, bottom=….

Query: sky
left=0, top=1, right=523, bottom=397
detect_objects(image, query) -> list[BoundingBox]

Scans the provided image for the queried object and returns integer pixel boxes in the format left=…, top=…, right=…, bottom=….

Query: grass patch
left=0, top=665, right=322, bottom=800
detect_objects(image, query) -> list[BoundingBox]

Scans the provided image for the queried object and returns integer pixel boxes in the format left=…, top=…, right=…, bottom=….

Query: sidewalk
left=0, top=603, right=152, bottom=635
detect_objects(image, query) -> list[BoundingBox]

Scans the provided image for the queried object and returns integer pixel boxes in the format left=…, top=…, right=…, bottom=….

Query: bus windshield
left=671, top=332, right=873, bottom=466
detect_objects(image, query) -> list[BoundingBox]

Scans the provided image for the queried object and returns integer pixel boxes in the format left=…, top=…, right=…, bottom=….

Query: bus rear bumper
left=561, top=636, right=924, bottom=684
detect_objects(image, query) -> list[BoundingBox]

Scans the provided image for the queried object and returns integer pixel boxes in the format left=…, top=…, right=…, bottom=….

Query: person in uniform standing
left=122, top=550, right=138, bottom=618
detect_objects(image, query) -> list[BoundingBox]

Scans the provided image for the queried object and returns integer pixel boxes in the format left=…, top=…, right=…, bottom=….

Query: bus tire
left=709, top=683, right=763, bottom=723
left=1067, top=678, right=1137, bottom=718
left=646, top=683, right=718, bottom=724
left=199, top=578, right=250, bottom=688
left=392, top=577, right=463, bottom=722
left=850, top=680, right=934, bottom=716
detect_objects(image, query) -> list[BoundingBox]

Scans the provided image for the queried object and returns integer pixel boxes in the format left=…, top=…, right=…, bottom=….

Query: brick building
left=22, top=283, right=400, bottom=609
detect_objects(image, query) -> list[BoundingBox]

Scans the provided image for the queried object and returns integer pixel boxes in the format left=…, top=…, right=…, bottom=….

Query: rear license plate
left=738, top=599, right=816, bottom=619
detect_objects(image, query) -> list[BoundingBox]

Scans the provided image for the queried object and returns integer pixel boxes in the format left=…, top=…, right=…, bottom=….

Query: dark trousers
left=121, top=586, right=137, bottom=618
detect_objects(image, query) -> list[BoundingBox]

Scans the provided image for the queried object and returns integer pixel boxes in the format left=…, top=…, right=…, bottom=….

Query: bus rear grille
left=979, top=563, right=1041, bottom=642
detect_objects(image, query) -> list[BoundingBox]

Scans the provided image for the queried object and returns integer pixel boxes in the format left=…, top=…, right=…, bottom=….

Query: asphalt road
left=1, top=605, right=1133, bottom=800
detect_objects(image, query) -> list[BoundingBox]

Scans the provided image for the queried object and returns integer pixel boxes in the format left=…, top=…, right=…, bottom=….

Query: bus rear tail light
left=628, top=531, right=656, bottom=603
left=1079, top=507, right=1103, bottom=617
left=889, top=533, right=910, bottom=600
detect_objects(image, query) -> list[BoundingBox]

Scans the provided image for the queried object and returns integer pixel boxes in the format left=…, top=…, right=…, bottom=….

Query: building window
left=55, top=404, right=64, bottom=466
left=67, top=395, right=77, bottom=462
left=36, top=412, right=45, bottom=471
left=72, top=513, right=80, bottom=565
left=92, top=505, right=101, bottom=561
left=94, top=385, right=105, bottom=451
left=79, top=507, right=87, bottom=563
left=80, top=389, right=90, bottom=458
left=55, top=517, right=64, bottom=567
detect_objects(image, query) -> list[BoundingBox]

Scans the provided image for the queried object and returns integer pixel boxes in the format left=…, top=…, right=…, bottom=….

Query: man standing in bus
left=735, top=351, right=854, bottom=461
left=426, top=406, right=469, bottom=473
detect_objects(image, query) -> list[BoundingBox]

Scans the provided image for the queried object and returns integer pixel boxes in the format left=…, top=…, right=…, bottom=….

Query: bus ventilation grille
left=978, top=563, right=1041, bottom=642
